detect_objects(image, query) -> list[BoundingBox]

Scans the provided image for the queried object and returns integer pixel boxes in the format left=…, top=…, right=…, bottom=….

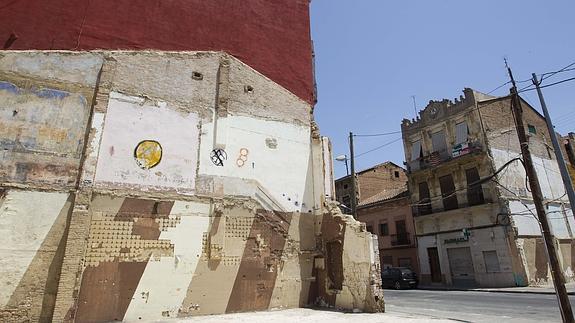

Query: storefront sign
left=444, top=229, right=471, bottom=244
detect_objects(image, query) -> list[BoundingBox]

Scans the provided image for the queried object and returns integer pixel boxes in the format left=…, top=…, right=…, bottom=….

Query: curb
left=416, top=286, right=575, bottom=296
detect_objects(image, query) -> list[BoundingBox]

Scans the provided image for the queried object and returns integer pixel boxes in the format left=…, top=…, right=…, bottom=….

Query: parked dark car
left=381, top=267, right=418, bottom=289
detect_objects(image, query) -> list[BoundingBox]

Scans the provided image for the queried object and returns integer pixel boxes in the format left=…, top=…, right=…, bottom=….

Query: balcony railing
left=391, top=233, right=411, bottom=246
left=412, top=187, right=494, bottom=217
left=407, top=141, right=482, bottom=173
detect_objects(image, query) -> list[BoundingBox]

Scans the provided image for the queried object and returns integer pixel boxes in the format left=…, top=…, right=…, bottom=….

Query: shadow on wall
left=1, top=193, right=74, bottom=322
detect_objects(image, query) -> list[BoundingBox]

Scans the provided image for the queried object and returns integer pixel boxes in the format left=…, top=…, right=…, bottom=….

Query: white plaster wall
left=511, top=200, right=575, bottom=239
left=490, top=148, right=569, bottom=201
left=94, top=92, right=200, bottom=194
left=124, top=201, right=210, bottom=321
left=491, top=148, right=574, bottom=239
left=198, top=115, right=311, bottom=212
left=0, top=190, right=69, bottom=307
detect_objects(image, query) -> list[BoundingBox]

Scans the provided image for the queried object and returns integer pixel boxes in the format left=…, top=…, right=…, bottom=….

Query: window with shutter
left=418, top=182, right=432, bottom=215
left=431, top=130, right=447, bottom=153
left=466, top=167, right=485, bottom=206
left=455, top=122, right=468, bottom=144
left=439, top=174, right=458, bottom=211
left=411, top=140, right=422, bottom=160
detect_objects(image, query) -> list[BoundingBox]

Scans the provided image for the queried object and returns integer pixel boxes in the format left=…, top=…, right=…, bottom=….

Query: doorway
left=427, top=247, right=442, bottom=283
left=447, top=247, right=477, bottom=287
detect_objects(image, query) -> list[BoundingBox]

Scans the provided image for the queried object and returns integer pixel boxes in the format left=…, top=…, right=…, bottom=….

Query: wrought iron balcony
left=406, top=141, right=483, bottom=173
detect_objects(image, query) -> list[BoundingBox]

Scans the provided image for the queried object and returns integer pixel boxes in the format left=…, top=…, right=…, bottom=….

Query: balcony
left=407, top=141, right=483, bottom=173
left=411, top=187, right=494, bottom=217
left=391, top=232, right=411, bottom=246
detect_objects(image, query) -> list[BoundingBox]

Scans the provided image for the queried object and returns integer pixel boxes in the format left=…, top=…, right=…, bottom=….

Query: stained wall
left=0, top=51, right=382, bottom=322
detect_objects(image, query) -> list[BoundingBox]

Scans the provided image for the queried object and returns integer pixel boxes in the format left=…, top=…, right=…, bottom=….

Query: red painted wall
left=0, top=0, right=315, bottom=104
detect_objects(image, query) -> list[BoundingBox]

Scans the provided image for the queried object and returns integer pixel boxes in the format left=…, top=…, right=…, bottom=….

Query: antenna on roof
left=411, top=95, right=417, bottom=117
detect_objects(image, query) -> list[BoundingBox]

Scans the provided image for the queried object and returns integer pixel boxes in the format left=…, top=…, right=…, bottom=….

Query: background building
left=402, top=88, right=575, bottom=287
left=335, top=162, right=408, bottom=210
left=335, top=162, right=419, bottom=274
left=357, top=186, right=419, bottom=274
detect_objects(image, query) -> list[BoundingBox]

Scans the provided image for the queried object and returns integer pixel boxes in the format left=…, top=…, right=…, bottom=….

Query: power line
left=489, top=61, right=575, bottom=94
left=541, top=61, right=575, bottom=82
left=487, top=81, right=511, bottom=95
left=354, top=131, right=402, bottom=137
left=355, top=137, right=402, bottom=158
left=519, top=76, right=575, bottom=94
left=487, top=78, right=531, bottom=95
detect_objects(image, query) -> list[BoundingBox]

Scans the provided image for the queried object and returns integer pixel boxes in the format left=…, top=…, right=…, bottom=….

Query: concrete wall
left=0, top=51, right=383, bottom=322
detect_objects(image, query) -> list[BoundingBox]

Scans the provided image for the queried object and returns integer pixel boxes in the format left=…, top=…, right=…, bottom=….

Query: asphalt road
left=384, top=289, right=575, bottom=322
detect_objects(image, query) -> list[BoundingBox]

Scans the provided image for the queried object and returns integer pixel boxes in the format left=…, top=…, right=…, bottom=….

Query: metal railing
left=406, top=141, right=482, bottom=173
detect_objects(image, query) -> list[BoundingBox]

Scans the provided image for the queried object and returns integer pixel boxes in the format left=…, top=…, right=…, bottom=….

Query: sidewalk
left=171, top=308, right=453, bottom=322
left=418, top=282, right=575, bottom=295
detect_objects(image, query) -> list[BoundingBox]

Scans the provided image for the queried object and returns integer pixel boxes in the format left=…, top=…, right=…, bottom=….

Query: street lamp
left=335, top=154, right=349, bottom=176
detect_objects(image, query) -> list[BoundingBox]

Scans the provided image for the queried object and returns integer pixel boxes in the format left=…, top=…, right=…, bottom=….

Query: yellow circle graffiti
left=134, top=140, right=162, bottom=169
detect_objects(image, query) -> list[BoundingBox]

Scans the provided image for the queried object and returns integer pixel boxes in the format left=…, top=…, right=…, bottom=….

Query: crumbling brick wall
left=0, top=51, right=383, bottom=322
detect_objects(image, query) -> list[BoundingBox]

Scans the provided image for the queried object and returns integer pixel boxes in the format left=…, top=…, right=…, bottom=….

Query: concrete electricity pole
left=531, top=73, right=575, bottom=217
left=349, top=132, right=357, bottom=218
left=507, top=65, right=574, bottom=323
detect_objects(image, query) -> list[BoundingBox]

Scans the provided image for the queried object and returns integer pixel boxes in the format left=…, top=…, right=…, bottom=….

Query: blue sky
left=310, top=0, right=575, bottom=178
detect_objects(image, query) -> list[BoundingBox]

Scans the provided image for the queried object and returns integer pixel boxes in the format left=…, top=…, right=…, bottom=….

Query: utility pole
left=349, top=132, right=357, bottom=218
left=532, top=73, right=575, bottom=218
left=507, top=64, right=574, bottom=323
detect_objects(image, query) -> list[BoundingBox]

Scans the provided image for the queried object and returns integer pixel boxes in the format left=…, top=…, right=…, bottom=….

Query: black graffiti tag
left=210, top=148, right=227, bottom=166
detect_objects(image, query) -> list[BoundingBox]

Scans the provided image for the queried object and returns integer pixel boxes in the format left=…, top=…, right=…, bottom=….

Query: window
left=431, top=130, right=447, bottom=153
left=394, top=171, right=400, bottom=178
left=466, top=167, right=485, bottom=206
left=418, top=181, right=432, bottom=215
left=395, top=220, right=406, bottom=234
left=394, top=220, right=409, bottom=245
left=483, top=250, right=501, bottom=273
left=439, top=174, right=458, bottom=211
left=411, top=140, right=422, bottom=160
left=528, top=124, right=537, bottom=135
left=455, top=122, right=468, bottom=144
left=379, top=223, right=389, bottom=236
left=343, top=184, right=348, bottom=189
